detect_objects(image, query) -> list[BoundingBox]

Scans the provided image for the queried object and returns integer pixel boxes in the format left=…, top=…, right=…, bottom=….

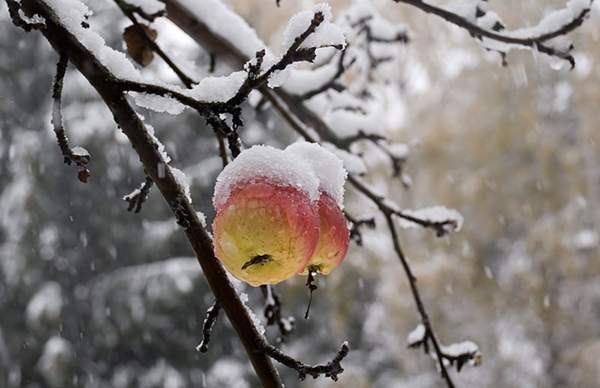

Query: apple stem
left=304, top=266, right=320, bottom=319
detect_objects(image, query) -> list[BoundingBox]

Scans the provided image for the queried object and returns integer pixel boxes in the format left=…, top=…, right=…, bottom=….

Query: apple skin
left=213, top=180, right=320, bottom=287
left=301, top=192, right=349, bottom=275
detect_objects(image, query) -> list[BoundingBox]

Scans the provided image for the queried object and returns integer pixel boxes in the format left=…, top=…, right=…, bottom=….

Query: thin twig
left=51, top=52, right=91, bottom=183
left=261, top=285, right=295, bottom=342
left=394, top=0, right=592, bottom=67
left=123, top=175, right=154, bottom=213
left=263, top=341, right=350, bottom=381
left=196, top=300, right=221, bottom=353
left=115, top=1, right=196, bottom=88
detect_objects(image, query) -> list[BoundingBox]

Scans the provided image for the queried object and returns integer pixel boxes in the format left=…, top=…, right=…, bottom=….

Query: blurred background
left=1, top=0, right=599, bottom=387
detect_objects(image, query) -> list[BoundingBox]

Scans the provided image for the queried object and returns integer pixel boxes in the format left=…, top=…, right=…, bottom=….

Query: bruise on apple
left=241, top=254, right=273, bottom=270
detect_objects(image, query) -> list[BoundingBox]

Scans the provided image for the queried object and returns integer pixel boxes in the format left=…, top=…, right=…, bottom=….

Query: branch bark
left=18, top=1, right=283, bottom=386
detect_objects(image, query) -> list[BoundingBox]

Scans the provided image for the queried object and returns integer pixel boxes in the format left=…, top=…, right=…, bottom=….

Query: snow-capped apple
left=285, top=142, right=349, bottom=276
left=212, top=146, right=321, bottom=286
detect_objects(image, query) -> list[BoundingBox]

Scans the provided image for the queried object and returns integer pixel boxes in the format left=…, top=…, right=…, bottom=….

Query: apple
left=213, top=179, right=320, bottom=287
left=301, top=192, right=349, bottom=276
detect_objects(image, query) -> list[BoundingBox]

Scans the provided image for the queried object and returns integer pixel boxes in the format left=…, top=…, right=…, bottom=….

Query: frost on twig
left=394, top=206, right=464, bottom=237
left=51, top=53, right=91, bottom=183
left=6, top=0, right=46, bottom=31
left=440, top=341, right=482, bottom=372
left=394, top=0, right=594, bottom=69
left=345, top=212, right=376, bottom=246
left=196, top=300, right=221, bottom=353
left=407, top=324, right=482, bottom=373
left=264, top=340, right=350, bottom=381
left=123, top=176, right=154, bottom=213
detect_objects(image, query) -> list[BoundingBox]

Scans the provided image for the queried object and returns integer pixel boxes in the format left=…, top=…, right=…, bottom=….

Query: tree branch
left=123, top=175, right=154, bottom=213
left=51, top=52, right=91, bottom=183
left=115, top=0, right=196, bottom=88
left=263, top=341, right=350, bottom=381
left=196, top=300, right=221, bottom=353
left=394, top=0, right=592, bottom=67
left=15, top=1, right=283, bottom=386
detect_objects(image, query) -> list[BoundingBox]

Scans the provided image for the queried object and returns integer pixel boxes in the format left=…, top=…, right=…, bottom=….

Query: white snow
left=285, top=141, right=347, bottom=207
left=70, top=146, right=90, bottom=159
left=325, top=109, right=384, bottom=138
left=571, top=229, right=598, bottom=250
left=322, top=142, right=368, bottom=175
left=37, top=336, right=73, bottom=387
left=42, top=0, right=142, bottom=81
left=188, top=71, right=246, bottom=102
left=26, top=282, right=63, bottom=328
left=125, top=0, right=164, bottom=16
left=196, top=211, right=207, bottom=228
left=144, top=124, right=171, bottom=163
left=441, top=341, right=480, bottom=357
left=131, top=93, right=186, bottom=115
left=407, top=324, right=426, bottom=346
left=282, top=4, right=345, bottom=52
left=240, top=292, right=265, bottom=335
left=171, top=167, right=192, bottom=203
left=283, top=60, right=339, bottom=96
left=267, top=68, right=292, bottom=88
left=398, top=206, right=464, bottom=232
left=213, top=145, right=320, bottom=210
left=18, top=9, right=46, bottom=26
left=42, top=0, right=253, bottom=106
left=175, top=0, right=270, bottom=61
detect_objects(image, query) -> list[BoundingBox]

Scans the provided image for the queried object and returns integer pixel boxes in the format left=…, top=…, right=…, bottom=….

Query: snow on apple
left=212, top=146, right=321, bottom=286
left=212, top=143, right=349, bottom=285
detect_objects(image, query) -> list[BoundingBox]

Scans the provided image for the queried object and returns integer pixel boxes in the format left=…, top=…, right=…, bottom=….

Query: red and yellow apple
left=301, top=192, right=349, bottom=276
left=212, top=179, right=320, bottom=286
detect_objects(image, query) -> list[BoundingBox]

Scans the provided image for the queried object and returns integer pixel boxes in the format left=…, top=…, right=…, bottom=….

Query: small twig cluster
left=394, top=0, right=593, bottom=68
left=261, top=285, right=295, bottom=342
left=408, top=324, right=482, bottom=374
left=123, top=176, right=154, bottom=213
left=263, top=340, right=350, bottom=381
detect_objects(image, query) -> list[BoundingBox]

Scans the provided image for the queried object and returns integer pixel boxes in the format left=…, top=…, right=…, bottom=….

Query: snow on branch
left=394, top=206, right=464, bottom=236
left=407, top=324, right=482, bottom=373
left=115, top=0, right=165, bottom=22
left=6, top=0, right=45, bottom=31
left=196, top=300, right=221, bottom=353
left=123, top=176, right=154, bottom=213
left=37, top=0, right=347, bottom=123
left=51, top=52, right=91, bottom=183
left=394, top=0, right=594, bottom=68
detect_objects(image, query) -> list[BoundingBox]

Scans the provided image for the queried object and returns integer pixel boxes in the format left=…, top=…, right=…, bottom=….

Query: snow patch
left=285, top=141, right=347, bottom=207
left=213, top=145, right=320, bottom=210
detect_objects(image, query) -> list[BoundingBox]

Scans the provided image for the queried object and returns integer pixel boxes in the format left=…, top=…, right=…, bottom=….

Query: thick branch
left=17, top=1, right=283, bottom=386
